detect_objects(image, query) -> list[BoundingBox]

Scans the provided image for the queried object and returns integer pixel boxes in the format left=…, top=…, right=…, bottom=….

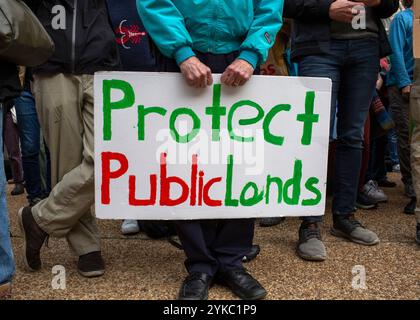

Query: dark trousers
left=298, top=38, right=380, bottom=221
left=3, top=108, right=23, bottom=184
left=388, top=86, right=414, bottom=195
left=157, top=50, right=255, bottom=276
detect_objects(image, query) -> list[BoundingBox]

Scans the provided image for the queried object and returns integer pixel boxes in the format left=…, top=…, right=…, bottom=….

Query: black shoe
left=11, top=183, right=25, bottom=196
left=259, top=217, right=285, bottom=227
left=18, top=207, right=48, bottom=271
left=78, top=251, right=105, bottom=278
left=29, top=197, right=43, bottom=207
left=377, top=179, right=397, bottom=188
left=416, top=225, right=420, bottom=245
left=242, top=245, right=260, bottom=263
left=178, top=272, right=212, bottom=300
left=404, top=197, right=416, bottom=215
left=355, top=192, right=378, bottom=210
left=217, top=269, right=267, bottom=300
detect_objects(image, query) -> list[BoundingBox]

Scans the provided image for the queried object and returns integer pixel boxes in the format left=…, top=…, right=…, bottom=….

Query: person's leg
left=330, top=38, right=380, bottom=245
left=3, top=109, right=24, bottom=195
left=14, top=90, right=43, bottom=203
left=210, top=219, right=254, bottom=272
left=387, top=128, right=400, bottom=169
left=64, top=75, right=101, bottom=259
left=389, top=86, right=414, bottom=197
left=0, top=104, right=15, bottom=291
left=175, top=221, right=219, bottom=277
left=19, top=74, right=101, bottom=275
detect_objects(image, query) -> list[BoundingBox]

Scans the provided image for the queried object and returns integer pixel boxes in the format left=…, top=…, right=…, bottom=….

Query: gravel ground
left=6, top=173, right=419, bottom=300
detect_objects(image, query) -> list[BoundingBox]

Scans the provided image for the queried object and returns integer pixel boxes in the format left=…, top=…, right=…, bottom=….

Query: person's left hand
left=221, top=59, right=254, bottom=87
left=402, top=85, right=412, bottom=99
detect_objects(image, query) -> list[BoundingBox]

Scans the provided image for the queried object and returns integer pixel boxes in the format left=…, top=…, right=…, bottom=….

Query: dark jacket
left=0, top=62, right=21, bottom=102
left=24, top=0, right=120, bottom=75
left=283, top=0, right=400, bottom=61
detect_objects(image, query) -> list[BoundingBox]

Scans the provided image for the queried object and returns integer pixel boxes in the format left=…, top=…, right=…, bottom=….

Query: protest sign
left=94, top=72, right=331, bottom=220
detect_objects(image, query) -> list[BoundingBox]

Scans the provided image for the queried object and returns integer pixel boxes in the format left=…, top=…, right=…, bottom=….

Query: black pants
left=156, top=50, right=256, bottom=277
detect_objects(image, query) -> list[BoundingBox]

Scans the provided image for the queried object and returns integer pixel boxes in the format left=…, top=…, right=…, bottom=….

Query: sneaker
left=331, top=214, right=379, bottom=246
left=377, top=178, right=397, bottom=188
left=216, top=269, right=267, bottom=300
left=11, top=183, right=25, bottom=196
left=362, top=180, right=388, bottom=203
left=297, top=222, right=326, bottom=261
left=178, top=272, right=212, bottom=300
left=77, top=251, right=105, bottom=278
left=416, top=225, right=420, bottom=245
left=0, top=282, right=11, bottom=300
left=404, top=184, right=416, bottom=198
left=121, top=219, right=140, bottom=235
left=18, top=207, right=48, bottom=271
left=404, top=197, right=416, bottom=215
left=392, top=164, right=400, bottom=173
left=355, top=192, right=378, bottom=210
left=259, top=217, right=285, bottom=227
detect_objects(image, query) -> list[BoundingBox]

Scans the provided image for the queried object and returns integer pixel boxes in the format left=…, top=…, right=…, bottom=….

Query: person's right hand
left=179, top=56, right=213, bottom=88
left=329, top=0, right=362, bottom=23
left=402, top=85, right=412, bottom=99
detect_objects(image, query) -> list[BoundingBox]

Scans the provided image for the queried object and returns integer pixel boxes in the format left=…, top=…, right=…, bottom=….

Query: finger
left=225, top=72, right=237, bottom=86
left=206, top=69, right=213, bottom=86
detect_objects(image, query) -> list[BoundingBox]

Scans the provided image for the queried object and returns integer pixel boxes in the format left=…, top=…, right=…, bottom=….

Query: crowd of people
left=0, top=0, right=418, bottom=300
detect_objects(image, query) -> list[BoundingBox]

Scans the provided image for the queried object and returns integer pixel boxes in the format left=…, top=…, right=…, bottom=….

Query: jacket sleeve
left=136, top=0, right=195, bottom=65
left=388, top=14, right=412, bottom=89
left=373, top=0, right=399, bottom=19
left=239, top=0, right=284, bottom=68
left=283, top=0, right=334, bottom=20
left=22, top=0, right=42, bottom=13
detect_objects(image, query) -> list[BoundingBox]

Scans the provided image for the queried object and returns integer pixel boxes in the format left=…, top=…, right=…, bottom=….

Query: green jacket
left=136, top=0, right=284, bottom=68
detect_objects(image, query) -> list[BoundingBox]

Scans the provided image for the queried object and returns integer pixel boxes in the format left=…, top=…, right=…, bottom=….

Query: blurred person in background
left=387, top=0, right=415, bottom=213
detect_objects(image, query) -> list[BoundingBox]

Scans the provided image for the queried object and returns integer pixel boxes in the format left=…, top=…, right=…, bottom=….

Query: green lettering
left=205, top=84, right=227, bottom=141
left=263, top=104, right=291, bottom=146
left=228, top=100, right=264, bottom=142
left=296, top=91, right=319, bottom=146
left=103, top=80, right=135, bottom=141
left=169, top=108, right=201, bottom=143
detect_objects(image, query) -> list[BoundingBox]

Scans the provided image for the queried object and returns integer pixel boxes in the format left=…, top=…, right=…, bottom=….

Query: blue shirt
left=387, top=8, right=414, bottom=89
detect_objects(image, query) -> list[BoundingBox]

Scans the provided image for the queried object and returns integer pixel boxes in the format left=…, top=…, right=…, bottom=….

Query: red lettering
left=101, top=152, right=129, bottom=205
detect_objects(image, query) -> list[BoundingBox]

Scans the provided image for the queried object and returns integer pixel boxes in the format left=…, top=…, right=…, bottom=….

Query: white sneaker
left=362, top=180, right=388, bottom=203
left=121, top=219, right=140, bottom=235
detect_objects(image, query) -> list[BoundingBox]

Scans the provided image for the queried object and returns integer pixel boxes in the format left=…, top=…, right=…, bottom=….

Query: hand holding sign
left=180, top=56, right=213, bottom=88
left=221, top=59, right=255, bottom=87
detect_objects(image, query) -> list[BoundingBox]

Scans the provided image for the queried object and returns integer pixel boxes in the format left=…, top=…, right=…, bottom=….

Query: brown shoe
left=78, top=251, right=105, bottom=278
left=18, top=207, right=48, bottom=271
left=0, top=282, right=11, bottom=300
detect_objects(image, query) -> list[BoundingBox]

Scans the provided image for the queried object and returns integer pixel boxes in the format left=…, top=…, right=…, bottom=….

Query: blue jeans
left=14, top=90, right=43, bottom=200
left=387, top=128, right=400, bottom=165
left=298, top=38, right=380, bottom=222
left=0, top=104, right=15, bottom=285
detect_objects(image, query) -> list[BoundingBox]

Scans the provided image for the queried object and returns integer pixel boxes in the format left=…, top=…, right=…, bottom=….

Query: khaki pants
left=410, top=59, right=420, bottom=225
left=31, top=74, right=100, bottom=256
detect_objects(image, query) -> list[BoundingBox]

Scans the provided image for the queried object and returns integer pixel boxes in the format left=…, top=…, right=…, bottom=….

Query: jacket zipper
left=71, top=0, right=78, bottom=73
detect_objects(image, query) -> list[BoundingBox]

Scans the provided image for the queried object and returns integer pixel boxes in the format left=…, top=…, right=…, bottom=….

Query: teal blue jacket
left=136, top=0, right=284, bottom=69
